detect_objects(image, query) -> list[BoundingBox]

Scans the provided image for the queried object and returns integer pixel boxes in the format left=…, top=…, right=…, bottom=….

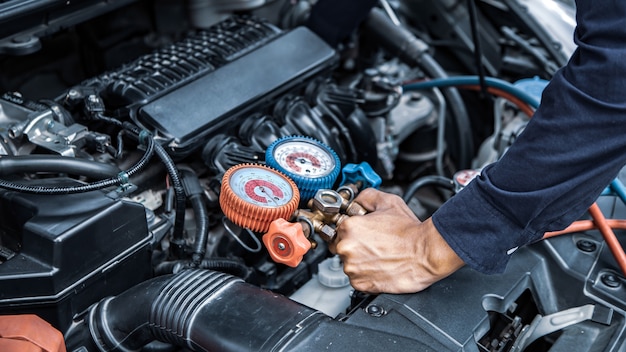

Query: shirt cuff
left=431, top=177, right=537, bottom=274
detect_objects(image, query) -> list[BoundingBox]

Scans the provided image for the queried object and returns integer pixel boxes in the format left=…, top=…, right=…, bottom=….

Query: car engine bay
left=2, top=0, right=626, bottom=351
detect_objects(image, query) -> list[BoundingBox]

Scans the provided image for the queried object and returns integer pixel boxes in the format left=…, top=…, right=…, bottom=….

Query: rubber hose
left=179, top=167, right=209, bottom=265
left=188, top=195, right=209, bottom=265
left=403, top=175, right=454, bottom=203
left=418, top=54, right=474, bottom=169
left=363, top=8, right=474, bottom=168
left=0, top=127, right=154, bottom=194
left=363, top=8, right=430, bottom=65
left=153, top=258, right=252, bottom=279
left=154, top=142, right=186, bottom=246
left=71, top=269, right=440, bottom=352
left=79, top=270, right=324, bottom=351
left=0, top=155, right=120, bottom=179
left=403, top=76, right=541, bottom=109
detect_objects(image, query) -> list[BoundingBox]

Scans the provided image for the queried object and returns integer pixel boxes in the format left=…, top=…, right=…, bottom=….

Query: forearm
left=433, top=0, right=626, bottom=273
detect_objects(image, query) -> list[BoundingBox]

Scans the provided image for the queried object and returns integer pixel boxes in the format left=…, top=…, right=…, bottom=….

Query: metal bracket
left=510, top=304, right=613, bottom=352
left=11, top=110, right=88, bottom=157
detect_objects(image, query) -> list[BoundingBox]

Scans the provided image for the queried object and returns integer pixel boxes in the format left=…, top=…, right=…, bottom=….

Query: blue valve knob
left=340, top=162, right=382, bottom=189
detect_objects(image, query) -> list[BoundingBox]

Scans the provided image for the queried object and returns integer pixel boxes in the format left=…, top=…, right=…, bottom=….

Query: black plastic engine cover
left=0, top=181, right=152, bottom=332
left=138, top=26, right=337, bottom=156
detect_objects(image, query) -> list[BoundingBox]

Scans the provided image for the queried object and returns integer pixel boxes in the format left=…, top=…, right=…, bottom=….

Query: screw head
left=576, top=240, right=597, bottom=252
left=365, top=304, right=385, bottom=317
left=601, top=273, right=621, bottom=288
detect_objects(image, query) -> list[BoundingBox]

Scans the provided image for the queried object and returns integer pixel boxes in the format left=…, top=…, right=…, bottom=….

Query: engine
left=1, top=1, right=625, bottom=351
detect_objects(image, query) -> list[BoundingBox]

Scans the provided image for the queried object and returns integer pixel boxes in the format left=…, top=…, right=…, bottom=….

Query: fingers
left=351, top=188, right=387, bottom=212
left=333, top=215, right=465, bottom=294
left=353, top=188, right=419, bottom=222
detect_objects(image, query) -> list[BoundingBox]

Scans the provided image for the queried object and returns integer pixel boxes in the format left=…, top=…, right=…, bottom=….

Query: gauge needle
left=259, top=186, right=278, bottom=205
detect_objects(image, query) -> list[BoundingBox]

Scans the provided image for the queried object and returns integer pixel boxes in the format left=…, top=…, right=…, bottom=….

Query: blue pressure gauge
left=265, top=136, right=341, bottom=201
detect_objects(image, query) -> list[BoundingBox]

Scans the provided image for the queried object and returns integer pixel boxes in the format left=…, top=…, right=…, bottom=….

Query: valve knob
left=263, top=218, right=311, bottom=267
left=340, top=162, right=382, bottom=189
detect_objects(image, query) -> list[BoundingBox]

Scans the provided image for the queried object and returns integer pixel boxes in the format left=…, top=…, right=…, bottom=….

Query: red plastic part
left=263, top=218, right=311, bottom=267
left=0, top=314, right=67, bottom=352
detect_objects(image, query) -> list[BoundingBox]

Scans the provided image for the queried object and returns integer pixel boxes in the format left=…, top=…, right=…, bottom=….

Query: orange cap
left=263, top=218, right=311, bottom=267
left=0, top=314, right=66, bottom=352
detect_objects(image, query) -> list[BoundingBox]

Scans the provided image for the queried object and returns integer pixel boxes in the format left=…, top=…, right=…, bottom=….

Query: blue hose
left=403, top=76, right=541, bottom=109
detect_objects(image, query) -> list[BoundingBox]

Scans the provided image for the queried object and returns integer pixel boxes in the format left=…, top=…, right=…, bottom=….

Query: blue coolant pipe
left=403, top=76, right=542, bottom=109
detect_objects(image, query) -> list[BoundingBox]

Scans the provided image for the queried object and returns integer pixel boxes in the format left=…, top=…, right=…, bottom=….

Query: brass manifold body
left=292, top=183, right=367, bottom=247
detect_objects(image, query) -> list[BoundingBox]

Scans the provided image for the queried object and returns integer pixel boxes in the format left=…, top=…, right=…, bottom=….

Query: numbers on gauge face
left=273, top=140, right=336, bottom=178
left=229, top=167, right=294, bottom=207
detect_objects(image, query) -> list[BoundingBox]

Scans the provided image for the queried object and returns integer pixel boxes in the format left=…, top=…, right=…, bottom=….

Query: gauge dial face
left=272, top=140, right=336, bottom=178
left=229, top=167, right=295, bottom=207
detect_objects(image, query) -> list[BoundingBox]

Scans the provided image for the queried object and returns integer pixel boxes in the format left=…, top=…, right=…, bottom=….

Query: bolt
left=317, top=224, right=336, bottom=242
left=601, top=273, right=621, bottom=288
left=312, top=189, right=342, bottom=214
left=365, top=305, right=385, bottom=317
left=576, top=240, right=597, bottom=252
left=277, top=243, right=286, bottom=251
left=68, top=89, right=80, bottom=98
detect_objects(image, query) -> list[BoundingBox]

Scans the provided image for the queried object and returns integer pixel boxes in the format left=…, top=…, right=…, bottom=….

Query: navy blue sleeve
left=432, top=0, right=626, bottom=274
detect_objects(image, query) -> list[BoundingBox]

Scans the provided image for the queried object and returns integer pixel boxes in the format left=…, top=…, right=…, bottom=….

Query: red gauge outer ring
left=220, top=164, right=300, bottom=233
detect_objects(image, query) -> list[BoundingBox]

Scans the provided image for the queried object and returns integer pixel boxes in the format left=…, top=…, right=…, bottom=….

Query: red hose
left=543, top=205, right=626, bottom=275
left=588, top=203, right=626, bottom=275
left=544, top=219, right=626, bottom=238
left=404, top=80, right=626, bottom=274
left=459, top=86, right=536, bottom=117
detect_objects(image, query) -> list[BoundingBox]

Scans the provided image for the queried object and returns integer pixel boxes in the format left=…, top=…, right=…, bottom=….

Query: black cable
left=402, top=175, right=454, bottom=203
left=180, top=168, right=210, bottom=267
left=0, top=126, right=154, bottom=194
left=0, top=155, right=120, bottom=180
left=501, top=26, right=558, bottom=76
left=466, top=0, right=488, bottom=97
left=363, top=8, right=474, bottom=168
left=94, top=112, right=123, bottom=127
left=153, top=142, right=186, bottom=248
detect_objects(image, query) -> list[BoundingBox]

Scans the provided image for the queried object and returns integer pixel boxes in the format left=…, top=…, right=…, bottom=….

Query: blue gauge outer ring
left=265, top=136, right=341, bottom=201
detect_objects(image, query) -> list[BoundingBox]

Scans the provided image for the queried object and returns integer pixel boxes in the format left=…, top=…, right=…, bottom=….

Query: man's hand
left=329, top=188, right=464, bottom=294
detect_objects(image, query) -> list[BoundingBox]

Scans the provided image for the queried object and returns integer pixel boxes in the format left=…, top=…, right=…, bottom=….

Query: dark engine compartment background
left=1, top=1, right=625, bottom=351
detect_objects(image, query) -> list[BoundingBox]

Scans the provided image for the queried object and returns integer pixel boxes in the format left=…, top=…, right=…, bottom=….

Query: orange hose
left=459, top=86, right=536, bottom=117
left=544, top=219, right=626, bottom=238
left=543, top=204, right=626, bottom=275
left=588, top=203, right=626, bottom=275
left=406, top=80, right=626, bottom=273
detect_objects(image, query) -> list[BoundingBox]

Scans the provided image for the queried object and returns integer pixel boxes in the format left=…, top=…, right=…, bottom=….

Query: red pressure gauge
left=220, top=164, right=300, bottom=232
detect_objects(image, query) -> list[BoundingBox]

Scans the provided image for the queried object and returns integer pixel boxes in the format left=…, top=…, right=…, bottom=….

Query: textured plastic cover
left=138, top=26, right=337, bottom=155
left=0, top=184, right=152, bottom=331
